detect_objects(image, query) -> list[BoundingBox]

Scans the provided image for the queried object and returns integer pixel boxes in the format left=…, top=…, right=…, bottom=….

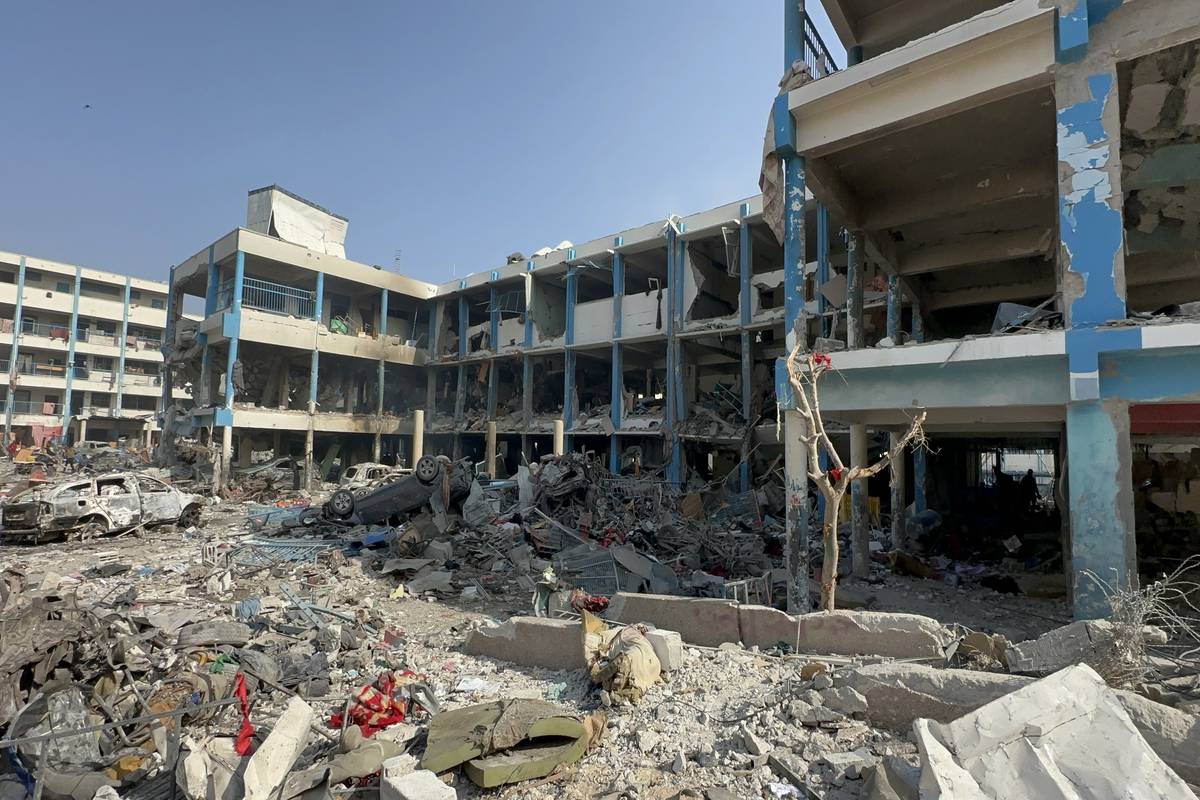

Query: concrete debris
left=0, top=448, right=1195, bottom=800
left=913, top=664, right=1196, bottom=799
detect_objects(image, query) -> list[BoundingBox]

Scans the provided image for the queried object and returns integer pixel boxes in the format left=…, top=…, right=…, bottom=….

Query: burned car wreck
left=318, top=455, right=474, bottom=526
left=0, top=472, right=205, bottom=543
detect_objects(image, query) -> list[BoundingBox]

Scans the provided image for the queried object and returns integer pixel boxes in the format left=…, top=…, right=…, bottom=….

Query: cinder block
left=606, top=593, right=740, bottom=647
left=381, top=770, right=455, bottom=800
left=644, top=628, right=684, bottom=671
left=463, top=617, right=584, bottom=670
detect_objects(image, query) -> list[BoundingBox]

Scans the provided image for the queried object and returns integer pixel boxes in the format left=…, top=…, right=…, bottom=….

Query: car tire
left=415, top=455, right=440, bottom=485
left=328, top=489, right=355, bottom=518
left=178, top=506, right=201, bottom=528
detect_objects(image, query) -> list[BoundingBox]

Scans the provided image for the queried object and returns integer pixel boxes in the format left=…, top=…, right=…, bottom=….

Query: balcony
left=797, top=9, right=841, bottom=79
left=7, top=399, right=62, bottom=416
left=217, top=276, right=316, bottom=319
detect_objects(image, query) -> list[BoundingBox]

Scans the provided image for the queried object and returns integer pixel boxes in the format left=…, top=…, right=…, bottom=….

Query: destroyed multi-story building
left=0, top=250, right=190, bottom=446
left=156, top=1, right=1200, bottom=621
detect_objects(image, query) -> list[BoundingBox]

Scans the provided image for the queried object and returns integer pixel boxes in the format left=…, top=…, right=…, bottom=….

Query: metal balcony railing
left=803, top=11, right=840, bottom=79
left=216, top=277, right=316, bottom=319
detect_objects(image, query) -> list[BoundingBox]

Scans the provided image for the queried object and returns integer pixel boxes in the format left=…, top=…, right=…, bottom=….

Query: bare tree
left=785, top=346, right=927, bottom=611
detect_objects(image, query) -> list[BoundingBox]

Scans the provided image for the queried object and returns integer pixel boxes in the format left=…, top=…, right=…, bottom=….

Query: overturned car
left=0, top=472, right=205, bottom=543
left=318, top=455, right=474, bottom=526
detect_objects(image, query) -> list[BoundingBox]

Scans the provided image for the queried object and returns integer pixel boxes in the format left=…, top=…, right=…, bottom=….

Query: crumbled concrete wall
left=463, top=617, right=585, bottom=670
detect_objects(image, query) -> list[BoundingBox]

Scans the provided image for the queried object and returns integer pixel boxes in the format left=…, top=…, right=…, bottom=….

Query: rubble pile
left=1, top=447, right=1198, bottom=798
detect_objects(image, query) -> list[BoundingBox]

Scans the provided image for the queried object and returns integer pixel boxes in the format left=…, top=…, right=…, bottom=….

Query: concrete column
left=78, top=417, right=88, bottom=443
left=850, top=423, right=870, bottom=577
left=273, top=430, right=282, bottom=456
left=304, top=426, right=315, bottom=489
left=411, top=409, right=425, bottom=466
left=238, top=433, right=253, bottom=467
left=816, top=203, right=831, bottom=337
left=220, top=425, right=233, bottom=487
left=3, top=256, right=26, bottom=443
left=783, top=410, right=810, bottom=613
left=485, top=421, right=498, bottom=478
left=1066, top=399, right=1134, bottom=619
left=886, top=275, right=900, bottom=343
left=62, top=265, right=82, bottom=436
left=453, top=365, right=466, bottom=424
left=846, top=232, right=864, bottom=349
left=553, top=419, right=565, bottom=456
left=144, top=424, right=152, bottom=450
left=116, top=277, right=131, bottom=413
left=224, top=252, right=245, bottom=409
left=372, top=432, right=381, bottom=462
left=342, top=374, right=354, bottom=414
left=563, top=350, right=576, bottom=450
left=889, top=434, right=907, bottom=551
left=664, top=232, right=683, bottom=484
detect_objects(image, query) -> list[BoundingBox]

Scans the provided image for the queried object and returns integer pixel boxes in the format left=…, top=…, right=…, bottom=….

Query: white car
left=0, top=471, right=205, bottom=543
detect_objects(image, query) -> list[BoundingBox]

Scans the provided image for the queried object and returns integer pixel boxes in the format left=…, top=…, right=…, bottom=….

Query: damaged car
left=320, top=455, right=474, bottom=526
left=0, top=472, right=205, bottom=543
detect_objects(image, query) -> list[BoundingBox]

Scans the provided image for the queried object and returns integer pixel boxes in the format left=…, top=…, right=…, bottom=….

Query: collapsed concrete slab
left=913, top=664, right=1194, bottom=799
left=463, top=617, right=584, bottom=670
left=840, top=663, right=1030, bottom=730
left=798, top=612, right=953, bottom=659
left=1005, top=619, right=1115, bottom=675
left=738, top=604, right=799, bottom=650
left=843, top=662, right=1200, bottom=786
left=606, top=593, right=740, bottom=647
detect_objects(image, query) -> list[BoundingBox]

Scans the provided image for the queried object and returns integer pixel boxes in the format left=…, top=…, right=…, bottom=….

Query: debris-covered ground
left=1, top=450, right=1198, bottom=799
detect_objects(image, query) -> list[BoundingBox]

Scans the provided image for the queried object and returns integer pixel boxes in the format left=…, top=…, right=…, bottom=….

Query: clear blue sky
left=0, top=1, right=841, bottom=286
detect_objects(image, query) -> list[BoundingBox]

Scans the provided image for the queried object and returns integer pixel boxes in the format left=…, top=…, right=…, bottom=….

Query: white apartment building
left=0, top=251, right=191, bottom=447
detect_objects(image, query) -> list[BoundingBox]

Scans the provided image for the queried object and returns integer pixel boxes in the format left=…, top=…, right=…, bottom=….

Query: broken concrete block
left=737, top=604, right=799, bottom=650
left=243, top=696, right=315, bottom=800
left=821, top=686, right=868, bottom=717
left=768, top=750, right=808, bottom=786
left=381, top=754, right=418, bottom=778
left=1114, top=688, right=1200, bottom=785
left=741, top=728, right=771, bottom=757
left=463, top=617, right=584, bottom=670
left=606, top=593, right=740, bottom=647
left=643, top=628, right=683, bottom=672
left=1006, top=618, right=1117, bottom=675
left=842, top=663, right=1029, bottom=730
left=797, top=611, right=952, bottom=659
left=914, top=664, right=1194, bottom=799
left=822, top=748, right=878, bottom=779
left=380, top=770, right=455, bottom=800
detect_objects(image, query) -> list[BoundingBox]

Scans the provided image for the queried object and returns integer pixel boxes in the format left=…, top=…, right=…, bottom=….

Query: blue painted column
left=673, top=235, right=686, bottom=425
left=664, top=231, right=682, bottom=484
left=116, top=277, right=131, bottom=414
left=886, top=276, right=900, bottom=342
left=738, top=207, right=753, bottom=492
left=224, top=251, right=245, bottom=408
left=454, top=294, right=467, bottom=458
left=159, top=266, right=178, bottom=433
left=3, top=256, right=26, bottom=441
left=846, top=232, right=864, bottom=348
left=780, top=0, right=811, bottom=611
left=425, top=300, right=442, bottom=418
left=197, top=247, right=219, bottom=406
left=885, top=274, right=907, bottom=548
left=1066, top=399, right=1134, bottom=618
left=61, top=266, right=82, bottom=439
left=486, top=284, right=498, bottom=420
left=609, top=240, right=625, bottom=472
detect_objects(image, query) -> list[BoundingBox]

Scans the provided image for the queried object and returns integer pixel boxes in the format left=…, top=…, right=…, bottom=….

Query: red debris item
left=828, top=467, right=843, bottom=483
left=812, top=352, right=833, bottom=368
left=233, top=672, right=256, bottom=755
left=330, top=671, right=429, bottom=737
left=569, top=588, right=610, bottom=613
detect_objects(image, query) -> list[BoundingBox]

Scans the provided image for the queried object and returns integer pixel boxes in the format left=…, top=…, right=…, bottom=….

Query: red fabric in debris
left=234, top=672, right=256, bottom=755
left=329, top=671, right=415, bottom=737
left=828, top=467, right=843, bottom=483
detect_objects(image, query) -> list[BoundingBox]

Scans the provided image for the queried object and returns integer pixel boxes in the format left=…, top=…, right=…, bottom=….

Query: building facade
left=1, top=251, right=189, bottom=447
left=160, top=0, right=1200, bottom=620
